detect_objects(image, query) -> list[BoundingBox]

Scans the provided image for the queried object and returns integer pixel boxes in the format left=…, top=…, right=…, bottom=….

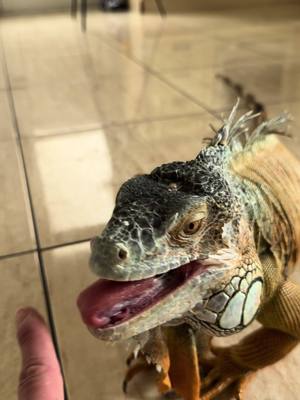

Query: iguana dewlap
left=78, top=102, right=300, bottom=399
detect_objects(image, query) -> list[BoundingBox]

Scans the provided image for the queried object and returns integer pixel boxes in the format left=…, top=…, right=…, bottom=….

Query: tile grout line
left=0, top=236, right=93, bottom=261
left=19, top=110, right=211, bottom=140
left=0, top=33, right=70, bottom=400
left=16, top=94, right=294, bottom=141
left=78, top=24, right=222, bottom=122
left=120, top=48, right=294, bottom=123
left=0, top=249, right=37, bottom=262
left=42, top=237, right=93, bottom=252
left=94, top=31, right=300, bottom=123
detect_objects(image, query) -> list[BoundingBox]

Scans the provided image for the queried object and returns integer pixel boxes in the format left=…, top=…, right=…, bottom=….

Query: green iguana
left=77, top=91, right=300, bottom=399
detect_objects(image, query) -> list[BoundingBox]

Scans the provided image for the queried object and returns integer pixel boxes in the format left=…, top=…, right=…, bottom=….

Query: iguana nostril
left=117, top=247, right=128, bottom=261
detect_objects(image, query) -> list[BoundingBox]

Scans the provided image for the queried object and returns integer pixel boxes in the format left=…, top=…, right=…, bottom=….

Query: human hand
left=16, top=307, right=64, bottom=400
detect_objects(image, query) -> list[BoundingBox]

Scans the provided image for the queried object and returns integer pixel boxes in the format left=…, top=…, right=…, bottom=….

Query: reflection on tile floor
left=1, top=4, right=300, bottom=400
left=23, top=130, right=114, bottom=246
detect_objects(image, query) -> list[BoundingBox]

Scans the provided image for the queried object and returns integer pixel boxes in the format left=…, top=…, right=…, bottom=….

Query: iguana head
left=77, top=104, right=288, bottom=341
left=90, top=144, right=239, bottom=282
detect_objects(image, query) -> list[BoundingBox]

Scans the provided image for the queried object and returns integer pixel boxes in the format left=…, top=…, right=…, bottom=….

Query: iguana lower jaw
left=77, top=258, right=231, bottom=341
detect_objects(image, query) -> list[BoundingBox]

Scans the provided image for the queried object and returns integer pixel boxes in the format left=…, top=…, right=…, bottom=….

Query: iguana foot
left=123, top=352, right=172, bottom=395
left=200, top=345, right=253, bottom=400
left=123, top=325, right=202, bottom=399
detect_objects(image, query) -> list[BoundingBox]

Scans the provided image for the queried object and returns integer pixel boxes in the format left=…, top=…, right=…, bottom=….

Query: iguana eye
left=183, top=219, right=202, bottom=235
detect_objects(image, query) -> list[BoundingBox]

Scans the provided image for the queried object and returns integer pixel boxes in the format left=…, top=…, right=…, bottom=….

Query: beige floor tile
left=4, top=35, right=143, bottom=88
left=226, top=30, right=300, bottom=62
left=0, top=253, right=47, bottom=400
left=5, top=53, right=92, bottom=89
left=79, top=38, right=145, bottom=80
left=212, top=14, right=300, bottom=44
left=120, top=34, right=267, bottom=72
left=3, top=15, right=137, bottom=87
left=87, top=12, right=212, bottom=44
left=162, top=61, right=300, bottom=113
left=87, top=5, right=300, bottom=56
left=0, top=40, right=7, bottom=89
left=22, top=130, right=115, bottom=247
left=0, top=137, right=36, bottom=256
left=254, top=35, right=300, bottom=62
left=12, top=82, right=103, bottom=136
left=0, top=62, right=35, bottom=258
left=12, top=70, right=200, bottom=137
left=21, top=114, right=215, bottom=247
left=0, top=91, right=15, bottom=140
left=229, top=4, right=300, bottom=25
left=1, top=14, right=86, bottom=59
left=86, top=6, right=291, bottom=45
left=0, top=62, right=7, bottom=89
left=93, top=72, right=200, bottom=124
left=43, top=242, right=142, bottom=400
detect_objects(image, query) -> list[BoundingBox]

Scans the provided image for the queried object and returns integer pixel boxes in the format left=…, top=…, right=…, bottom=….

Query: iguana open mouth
left=77, top=260, right=207, bottom=330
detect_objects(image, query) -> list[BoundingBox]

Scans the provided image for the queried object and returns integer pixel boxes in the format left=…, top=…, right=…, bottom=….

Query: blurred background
left=1, top=1, right=300, bottom=399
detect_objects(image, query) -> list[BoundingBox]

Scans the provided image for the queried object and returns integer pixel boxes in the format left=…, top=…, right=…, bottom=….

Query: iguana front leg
left=164, top=324, right=201, bottom=400
left=201, top=256, right=300, bottom=400
left=123, top=327, right=172, bottom=395
left=124, top=324, right=201, bottom=400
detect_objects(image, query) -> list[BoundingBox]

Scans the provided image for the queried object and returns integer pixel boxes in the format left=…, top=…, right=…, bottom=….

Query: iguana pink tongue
left=77, top=261, right=203, bottom=330
left=77, top=277, right=160, bottom=328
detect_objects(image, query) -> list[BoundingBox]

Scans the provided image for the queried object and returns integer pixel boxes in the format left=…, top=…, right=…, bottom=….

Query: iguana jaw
left=77, top=259, right=228, bottom=341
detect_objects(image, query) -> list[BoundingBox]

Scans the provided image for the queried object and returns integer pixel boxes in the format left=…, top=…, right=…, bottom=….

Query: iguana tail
left=217, top=74, right=267, bottom=123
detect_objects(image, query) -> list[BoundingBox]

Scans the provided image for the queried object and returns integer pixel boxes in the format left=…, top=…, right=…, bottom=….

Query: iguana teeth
left=145, top=355, right=152, bottom=364
left=133, top=344, right=140, bottom=359
left=156, top=364, right=162, bottom=373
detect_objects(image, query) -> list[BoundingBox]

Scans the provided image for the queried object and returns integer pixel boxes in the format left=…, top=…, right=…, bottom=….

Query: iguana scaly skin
left=78, top=101, right=300, bottom=400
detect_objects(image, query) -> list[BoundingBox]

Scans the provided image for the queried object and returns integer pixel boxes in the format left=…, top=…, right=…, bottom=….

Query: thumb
left=16, top=307, right=64, bottom=400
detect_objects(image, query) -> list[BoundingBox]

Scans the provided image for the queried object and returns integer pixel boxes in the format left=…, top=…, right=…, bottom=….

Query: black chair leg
left=81, top=0, right=87, bottom=31
left=71, top=0, right=78, bottom=17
